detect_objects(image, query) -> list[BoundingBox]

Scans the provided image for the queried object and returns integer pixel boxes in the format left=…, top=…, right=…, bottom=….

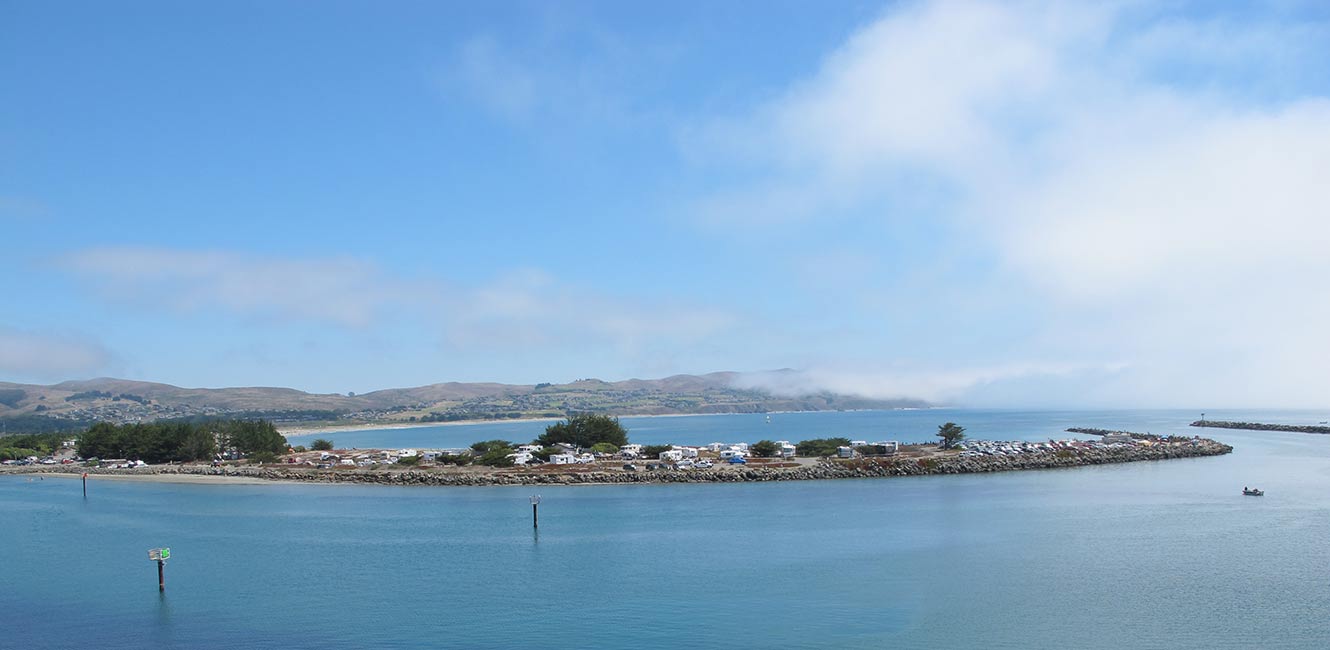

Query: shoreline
left=277, top=407, right=954, bottom=437
left=2, top=438, right=1232, bottom=487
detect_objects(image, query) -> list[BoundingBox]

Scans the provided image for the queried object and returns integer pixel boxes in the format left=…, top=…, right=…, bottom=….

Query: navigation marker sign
left=148, top=547, right=170, bottom=591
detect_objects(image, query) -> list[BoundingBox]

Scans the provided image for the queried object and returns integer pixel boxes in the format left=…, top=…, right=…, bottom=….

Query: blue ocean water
left=3, top=409, right=1329, bottom=649
left=285, top=407, right=1325, bottom=450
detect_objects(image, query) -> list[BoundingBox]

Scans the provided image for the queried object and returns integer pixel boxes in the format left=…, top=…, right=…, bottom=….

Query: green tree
left=219, top=420, right=287, bottom=456
left=750, top=440, right=780, bottom=458
left=471, top=439, right=514, bottom=454
left=537, top=414, right=628, bottom=449
left=311, top=439, right=335, bottom=451
left=937, top=422, right=966, bottom=449
left=795, top=437, right=851, bottom=457
left=590, top=442, right=619, bottom=455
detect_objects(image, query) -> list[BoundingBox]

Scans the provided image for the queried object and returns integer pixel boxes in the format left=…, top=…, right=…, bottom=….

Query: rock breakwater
left=3, top=439, right=1233, bottom=487
left=1191, top=420, right=1330, bottom=434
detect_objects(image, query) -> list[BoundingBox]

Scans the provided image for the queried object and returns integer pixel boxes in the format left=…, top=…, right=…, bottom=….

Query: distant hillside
left=0, top=373, right=930, bottom=433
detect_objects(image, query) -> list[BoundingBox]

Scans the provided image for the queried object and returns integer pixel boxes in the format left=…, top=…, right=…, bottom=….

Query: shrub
left=477, top=447, right=515, bottom=467
left=470, top=439, right=514, bottom=454
left=311, top=439, right=334, bottom=451
left=796, top=437, right=851, bottom=457
left=396, top=455, right=420, bottom=466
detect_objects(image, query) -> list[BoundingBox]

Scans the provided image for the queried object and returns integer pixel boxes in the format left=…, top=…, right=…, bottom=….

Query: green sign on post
left=160, top=548, right=170, bottom=560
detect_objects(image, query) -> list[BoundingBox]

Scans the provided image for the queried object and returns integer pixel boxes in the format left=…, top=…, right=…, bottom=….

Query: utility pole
left=530, top=495, right=541, bottom=528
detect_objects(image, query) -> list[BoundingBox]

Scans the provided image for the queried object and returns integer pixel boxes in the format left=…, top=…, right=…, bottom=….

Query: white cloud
left=691, top=0, right=1330, bottom=406
left=446, top=268, right=734, bottom=352
left=55, top=248, right=735, bottom=366
left=0, top=327, right=111, bottom=380
left=57, top=247, right=426, bottom=328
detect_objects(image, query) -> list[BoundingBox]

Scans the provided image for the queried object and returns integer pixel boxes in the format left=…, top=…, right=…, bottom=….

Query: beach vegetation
left=750, top=440, right=780, bottom=457
left=590, top=442, right=619, bottom=455
left=311, top=439, right=335, bottom=451
left=477, top=446, right=515, bottom=467
left=0, top=431, right=64, bottom=455
left=937, top=422, right=966, bottom=449
left=536, top=414, right=628, bottom=449
left=535, top=446, right=560, bottom=461
left=471, top=439, right=515, bottom=454
left=249, top=451, right=279, bottom=464
left=795, top=437, right=852, bottom=457
left=438, top=453, right=472, bottom=466
left=0, top=447, right=43, bottom=461
left=395, top=455, right=420, bottom=466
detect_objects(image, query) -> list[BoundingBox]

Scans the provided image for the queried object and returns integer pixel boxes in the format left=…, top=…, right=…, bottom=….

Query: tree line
left=77, top=419, right=288, bottom=464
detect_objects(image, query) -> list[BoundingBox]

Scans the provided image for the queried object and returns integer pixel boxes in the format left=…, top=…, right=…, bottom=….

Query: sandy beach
left=27, top=471, right=293, bottom=485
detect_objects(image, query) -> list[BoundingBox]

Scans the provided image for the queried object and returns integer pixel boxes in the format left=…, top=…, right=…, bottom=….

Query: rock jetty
left=1191, top=420, right=1330, bottom=435
left=3, top=439, right=1233, bottom=487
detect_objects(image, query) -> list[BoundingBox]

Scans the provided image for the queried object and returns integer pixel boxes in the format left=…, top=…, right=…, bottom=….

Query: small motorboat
left=1243, top=488, right=1264, bottom=496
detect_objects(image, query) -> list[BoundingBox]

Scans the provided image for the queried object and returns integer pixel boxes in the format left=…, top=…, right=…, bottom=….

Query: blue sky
left=3, top=1, right=1329, bottom=407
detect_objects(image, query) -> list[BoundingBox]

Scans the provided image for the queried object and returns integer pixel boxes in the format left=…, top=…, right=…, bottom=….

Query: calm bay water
left=3, top=409, right=1330, bottom=649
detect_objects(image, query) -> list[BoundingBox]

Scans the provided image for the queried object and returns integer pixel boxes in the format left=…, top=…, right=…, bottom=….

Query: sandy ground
left=18, top=471, right=292, bottom=485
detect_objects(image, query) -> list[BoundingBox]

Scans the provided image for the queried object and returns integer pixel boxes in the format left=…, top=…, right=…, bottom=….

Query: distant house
left=658, top=450, right=684, bottom=462
left=672, top=446, right=699, bottom=459
left=550, top=453, right=577, bottom=465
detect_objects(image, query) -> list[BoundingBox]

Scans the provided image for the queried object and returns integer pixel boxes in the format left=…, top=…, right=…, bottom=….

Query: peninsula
left=3, top=435, right=1232, bottom=487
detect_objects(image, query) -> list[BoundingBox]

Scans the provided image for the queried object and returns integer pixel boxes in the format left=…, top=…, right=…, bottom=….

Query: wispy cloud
left=0, top=327, right=111, bottom=380
left=54, top=247, right=735, bottom=362
left=453, top=34, right=541, bottom=121
left=56, top=247, right=427, bottom=328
